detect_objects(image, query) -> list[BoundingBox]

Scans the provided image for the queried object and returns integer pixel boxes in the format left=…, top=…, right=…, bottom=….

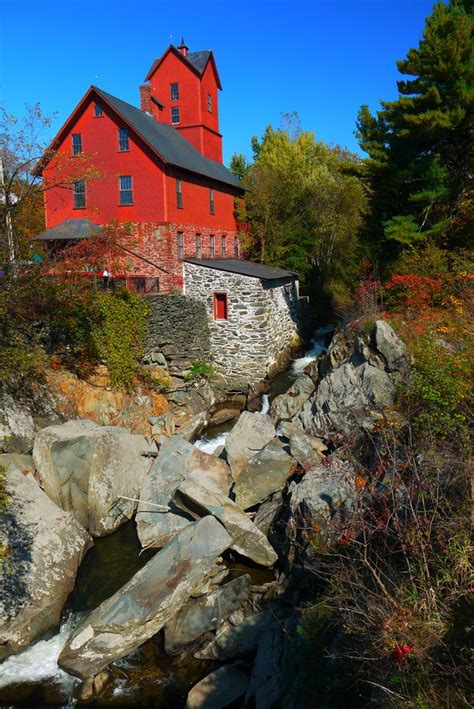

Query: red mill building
left=35, top=39, right=245, bottom=291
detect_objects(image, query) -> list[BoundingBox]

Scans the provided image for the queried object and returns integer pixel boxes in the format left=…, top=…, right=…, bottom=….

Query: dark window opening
left=196, top=233, right=201, bottom=258
left=72, top=133, right=82, bottom=155
left=208, top=93, right=212, bottom=112
left=221, top=235, right=226, bottom=257
left=210, top=235, right=215, bottom=258
left=210, top=188, right=215, bottom=215
left=176, top=179, right=183, bottom=209
left=119, top=128, right=129, bottom=151
left=94, top=103, right=103, bottom=117
left=119, top=175, right=133, bottom=205
left=214, top=292, right=228, bottom=320
left=234, top=236, right=239, bottom=258
left=177, top=231, right=184, bottom=259
left=73, top=180, right=86, bottom=209
left=170, top=83, right=179, bottom=101
left=171, top=107, right=180, bottom=124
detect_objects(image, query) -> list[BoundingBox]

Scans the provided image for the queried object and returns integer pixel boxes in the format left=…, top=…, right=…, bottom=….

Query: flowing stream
left=0, top=326, right=332, bottom=706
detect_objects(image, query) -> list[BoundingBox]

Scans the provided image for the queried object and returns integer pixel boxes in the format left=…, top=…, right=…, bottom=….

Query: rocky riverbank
left=0, top=319, right=411, bottom=706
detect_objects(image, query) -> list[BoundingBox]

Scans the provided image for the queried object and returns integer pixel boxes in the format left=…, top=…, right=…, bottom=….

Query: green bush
left=184, top=360, right=215, bottom=382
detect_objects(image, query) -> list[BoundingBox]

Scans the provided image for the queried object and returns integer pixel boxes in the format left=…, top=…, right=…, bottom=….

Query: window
left=177, top=231, right=184, bottom=259
left=176, top=179, right=183, bottom=209
left=208, top=93, right=212, bottom=112
left=119, top=128, right=129, bottom=151
left=234, top=236, right=239, bottom=258
left=73, top=180, right=85, bottom=209
left=196, top=233, right=201, bottom=258
left=171, top=107, right=180, bottom=124
left=214, top=292, right=228, bottom=320
left=119, top=175, right=133, bottom=205
left=94, top=103, right=103, bottom=117
left=210, top=235, right=215, bottom=258
left=170, top=83, right=179, bottom=101
left=209, top=188, right=215, bottom=215
left=221, top=235, right=226, bottom=257
left=72, top=134, right=82, bottom=155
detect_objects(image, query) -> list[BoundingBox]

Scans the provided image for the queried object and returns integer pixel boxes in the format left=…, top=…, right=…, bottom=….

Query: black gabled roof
left=34, top=219, right=100, bottom=241
left=184, top=258, right=298, bottom=281
left=93, top=87, right=243, bottom=192
left=187, top=50, right=211, bottom=73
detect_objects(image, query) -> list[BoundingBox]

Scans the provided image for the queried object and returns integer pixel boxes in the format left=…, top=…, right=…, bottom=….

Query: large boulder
left=224, top=412, right=276, bottom=479
left=175, top=474, right=278, bottom=567
left=233, top=438, right=296, bottom=511
left=195, top=609, right=273, bottom=661
left=136, top=436, right=232, bottom=549
left=0, top=468, right=92, bottom=660
left=289, top=431, right=327, bottom=471
left=185, top=664, right=250, bottom=709
left=33, top=420, right=155, bottom=536
left=164, top=575, right=251, bottom=654
left=270, top=374, right=315, bottom=424
left=374, top=320, right=410, bottom=373
left=288, top=458, right=356, bottom=552
left=58, top=516, right=233, bottom=679
left=0, top=453, right=35, bottom=475
left=0, top=393, right=36, bottom=454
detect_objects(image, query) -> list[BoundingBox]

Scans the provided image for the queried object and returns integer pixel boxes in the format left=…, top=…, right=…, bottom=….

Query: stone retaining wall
left=144, top=295, right=211, bottom=366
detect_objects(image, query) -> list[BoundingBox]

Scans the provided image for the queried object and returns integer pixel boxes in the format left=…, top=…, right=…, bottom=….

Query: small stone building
left=183, top=258, right=304, bottom=386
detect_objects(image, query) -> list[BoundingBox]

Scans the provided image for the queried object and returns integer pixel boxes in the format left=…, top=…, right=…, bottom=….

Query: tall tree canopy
left=356, top=0, right=473, bottom=256
left=232, top=117, right=367, bottom=311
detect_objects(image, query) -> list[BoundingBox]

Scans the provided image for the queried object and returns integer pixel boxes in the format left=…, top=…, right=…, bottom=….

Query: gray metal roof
left=34, top=219, right=101, bottom=241
left=184, top=258, right=298, bottom=281
left=94, top=87, right=243, bottom=191
left=186, top=50, right=211, bottom=73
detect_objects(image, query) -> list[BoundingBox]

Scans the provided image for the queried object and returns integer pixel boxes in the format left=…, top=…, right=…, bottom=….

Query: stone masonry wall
left=183, top=262, right=302, bottom=387
left=144, top=294, right=211, bottom=365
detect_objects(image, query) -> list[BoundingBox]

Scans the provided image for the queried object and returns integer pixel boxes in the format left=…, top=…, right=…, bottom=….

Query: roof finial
left=178, top=37, right=189, bottom=57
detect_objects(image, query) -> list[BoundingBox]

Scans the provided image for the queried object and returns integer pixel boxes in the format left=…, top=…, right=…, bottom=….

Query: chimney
left=140, top=84, right=152, bottom=113
left=178, top=37, right=189, bottom=57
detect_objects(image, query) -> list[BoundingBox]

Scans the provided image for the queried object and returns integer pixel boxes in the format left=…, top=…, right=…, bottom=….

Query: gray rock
left=224, top=412, right=276, bottom=480
left=185, top=664, right=250, bottom=709
left=195, top=610, right=273, bottom=660
left=374, top=320, right=410, bottom=372
left=289, top=431, right=327, bottom=470
left=253, top=492, right=283, bottom=537
left=136, top=436, right=232, bottom=549
left=270, top=375, right=315, bottom=424
left=176, top=411, right=209, bottom=442
left=175, top=474, right=278, bottom=567
left=58, top=516, right=233, bottom=679
left=0, top=468, right=92, bottom=660
left=0, top=453, right=35, bottom=475
left=233, top=438, right=296, bottom=510
left=246, top=619, right=297, bottom=709
left=287, top=458, right=356, bottom=550
left=164, top=575, right=251, bottom=653
left=33, top=420, right=155, bottom=536
left=0, top=394, right=35, bottom=453
left=358, top=361, right=396, bottom=407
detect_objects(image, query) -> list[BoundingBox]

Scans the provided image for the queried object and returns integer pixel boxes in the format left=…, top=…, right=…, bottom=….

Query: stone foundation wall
left=144, top=295, right=211, bottom=367
left=183, top=262, right=302, bottom=387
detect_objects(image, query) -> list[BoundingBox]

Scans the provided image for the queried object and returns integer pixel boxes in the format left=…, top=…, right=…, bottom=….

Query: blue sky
left=1, top=0, right=436, bottom=164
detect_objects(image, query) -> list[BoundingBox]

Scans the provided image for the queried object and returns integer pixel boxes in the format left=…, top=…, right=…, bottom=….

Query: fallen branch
left=117, top=495, right=169, bottom=512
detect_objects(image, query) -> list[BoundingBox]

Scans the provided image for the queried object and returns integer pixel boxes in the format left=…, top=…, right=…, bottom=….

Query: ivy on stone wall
left=91, top=290, right=149, bottom=389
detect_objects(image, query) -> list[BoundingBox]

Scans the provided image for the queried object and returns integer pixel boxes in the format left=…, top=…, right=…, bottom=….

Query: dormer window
left=208, top=93, right=212, bottom=112
left=171, top=107, right=180, bottom=124
left=170, top=83, right=179, bottom=101
left=119, top=128, right=129, bottom=152
left=72, top=134, right=82, bottom=155
left=94, top=103, right=103, bottom=117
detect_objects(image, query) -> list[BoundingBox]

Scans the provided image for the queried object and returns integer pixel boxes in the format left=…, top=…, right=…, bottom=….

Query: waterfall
left=291, top=324, right=334, bottom=374
left=0, top=614, right=82, bottom=692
